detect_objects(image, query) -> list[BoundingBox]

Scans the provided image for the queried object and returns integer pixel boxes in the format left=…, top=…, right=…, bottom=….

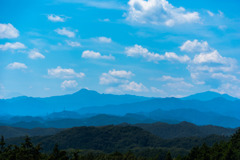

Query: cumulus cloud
left=126, top=0, right=200, bottom=26
left=55, top=28, right=75, bottom=38
left=0, top=23, right=19, bottom=39
left=61, top=80, right=78, bottom=89
left=97, top=37, right=112, bottom=43
left=0, top=42, right=26, bottom=50
left=28, top=49, right=45, bottom=59
left=125, top=44, right=190, bottom=63
left=180, top=40, right=211, bottom=53
left=7, top=62, right=27, bottom=70
left=66, top=40, right=81, bottom=47
left=48, top=66, right=85, bottom=79
left=120, top=81, right=148, bottom=92
left=82, top=50, right=114, bottom=60
left=100, top=69, right=134, bottom=85
left=193, top=50, right=235, bottom=64
left=48, top=14, right=65, bottom=22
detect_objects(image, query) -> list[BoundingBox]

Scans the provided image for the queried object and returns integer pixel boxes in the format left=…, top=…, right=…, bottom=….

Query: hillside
left=135, top=121, right=237, bottom=139
left=6, top=125, right=230, bottom=153
left=0, top=126, right=63, bottom=138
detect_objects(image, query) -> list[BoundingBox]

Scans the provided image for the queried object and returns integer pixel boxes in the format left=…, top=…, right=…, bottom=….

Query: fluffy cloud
left=120, top=81, right=148, bottom=92
left=125, top=44, right=190, bottom=63
left=48, top=66, right=85, bottom=79
left=0, top=23, right=19, bottom=39
left=28, top=49, right=45, bottom=59
left=126, top=0, right=200, bottom=26
left=66, top=40, right=81, bottom=47
left=7, top=62, right=27, bottom=70
left=48, top=14, right=65, bottom=22
left=82, top=50, right=114, bottom=60
left=97, top=37, right=112, bottom=43
left=109, top=69, right=134, bottom=79
left=180, top=40, right=211, bottom=53
left=0, top=42, right=26, bottom=50
left=193, top=50, right=235, bottom=65
left=100, top=69, right=134, bottom=85
left=61, top=80, right=78, bottom=89
left=55, top=28, right=75, bottom=38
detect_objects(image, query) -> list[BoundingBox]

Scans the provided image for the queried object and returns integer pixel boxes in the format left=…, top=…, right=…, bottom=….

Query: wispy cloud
left=58, top=0, right=126, bottom=10
left=55, top=28, right=76, bottom=38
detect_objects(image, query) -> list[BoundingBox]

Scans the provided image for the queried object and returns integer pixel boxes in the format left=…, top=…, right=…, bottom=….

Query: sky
left=0, top=0, right=240, bottom=98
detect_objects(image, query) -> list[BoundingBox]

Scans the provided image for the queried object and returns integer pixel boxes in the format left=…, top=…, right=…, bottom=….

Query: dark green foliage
left=182, top=128, right=240, bottom=160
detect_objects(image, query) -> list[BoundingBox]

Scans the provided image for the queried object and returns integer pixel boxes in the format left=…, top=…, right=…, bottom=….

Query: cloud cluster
left=180, top=40, right=211, bottom=53
left=0, top=23, right=19, bottom=39
left=61, top=80, right=78, bottom=89
left=48, top=66, right=85, bottom=79
left=7, top=62, right=27, bottom=70
left=0, top=42, right=26, bottom=50
left=55, top=28, right=76, bottom=38
left=100, top=69, right=134, bottom=85
left=125, top=44, right=190, bottom=63
left=100, top=69, right=147, bottom=93
left=126, top=0, right=200, bottom=26
left=82, top=50, right=115, bottom=60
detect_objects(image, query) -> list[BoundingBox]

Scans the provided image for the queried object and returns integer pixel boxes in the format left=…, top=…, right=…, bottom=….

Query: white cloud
left=97, top=37, right=112, bottom=43
left=7, top=62, right=27, bottom=70
left=0, top=23, right=19, bottom=39
left=153, top=75, right=184, bottom=82
left=126, top=0, right=200, bottom=26
left=100, top=69, right=133, bottom=85
left=120, top=81, right=148, bottom=92
left=193, top=50, right=234, bottom=64
left=109, top=69, right=134, bottom=79
left=125, top=44, right=190, bottom=63
left=28, top=49, right=45, bottom=59
left=82, top=50, right=114, bottom=60
left=180, top=40, right=211, bottom=53
left=66, top=40, right=81, bottom=47
left=61, top=80, right=78, bottom=89
left=48, top=66, right=85, bottom=79
left=211, top=73, right=239, bottom=82
left=0, top=42, right=26, bottom=50
left=55, top=28, right=75, bottom=38
left=48, top=14, right=65, bottom=22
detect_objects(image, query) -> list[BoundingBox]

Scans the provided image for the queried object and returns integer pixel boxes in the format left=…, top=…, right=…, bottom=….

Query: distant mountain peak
left=72, top=88, right=99, bottom=95
left=182, top=91, right=238, bottom=101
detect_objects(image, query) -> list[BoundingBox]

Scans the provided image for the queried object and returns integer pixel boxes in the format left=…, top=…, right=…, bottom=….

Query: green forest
left=0, top=127, right=239, bottom=160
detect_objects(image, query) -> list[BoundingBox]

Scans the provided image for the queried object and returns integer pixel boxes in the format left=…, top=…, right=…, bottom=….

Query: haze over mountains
left=0, top=89, right=240, bottom=128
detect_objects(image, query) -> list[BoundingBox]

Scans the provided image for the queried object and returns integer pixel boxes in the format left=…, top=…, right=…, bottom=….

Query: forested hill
left=6, top=125, right=230, bottom=153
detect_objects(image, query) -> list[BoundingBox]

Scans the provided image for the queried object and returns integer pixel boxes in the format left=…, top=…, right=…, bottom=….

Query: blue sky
left=0, top=0, right=240, bottom=98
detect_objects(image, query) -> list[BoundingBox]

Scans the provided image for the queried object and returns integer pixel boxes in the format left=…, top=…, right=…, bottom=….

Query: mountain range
left=0, top=89, right=240, bottom=128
